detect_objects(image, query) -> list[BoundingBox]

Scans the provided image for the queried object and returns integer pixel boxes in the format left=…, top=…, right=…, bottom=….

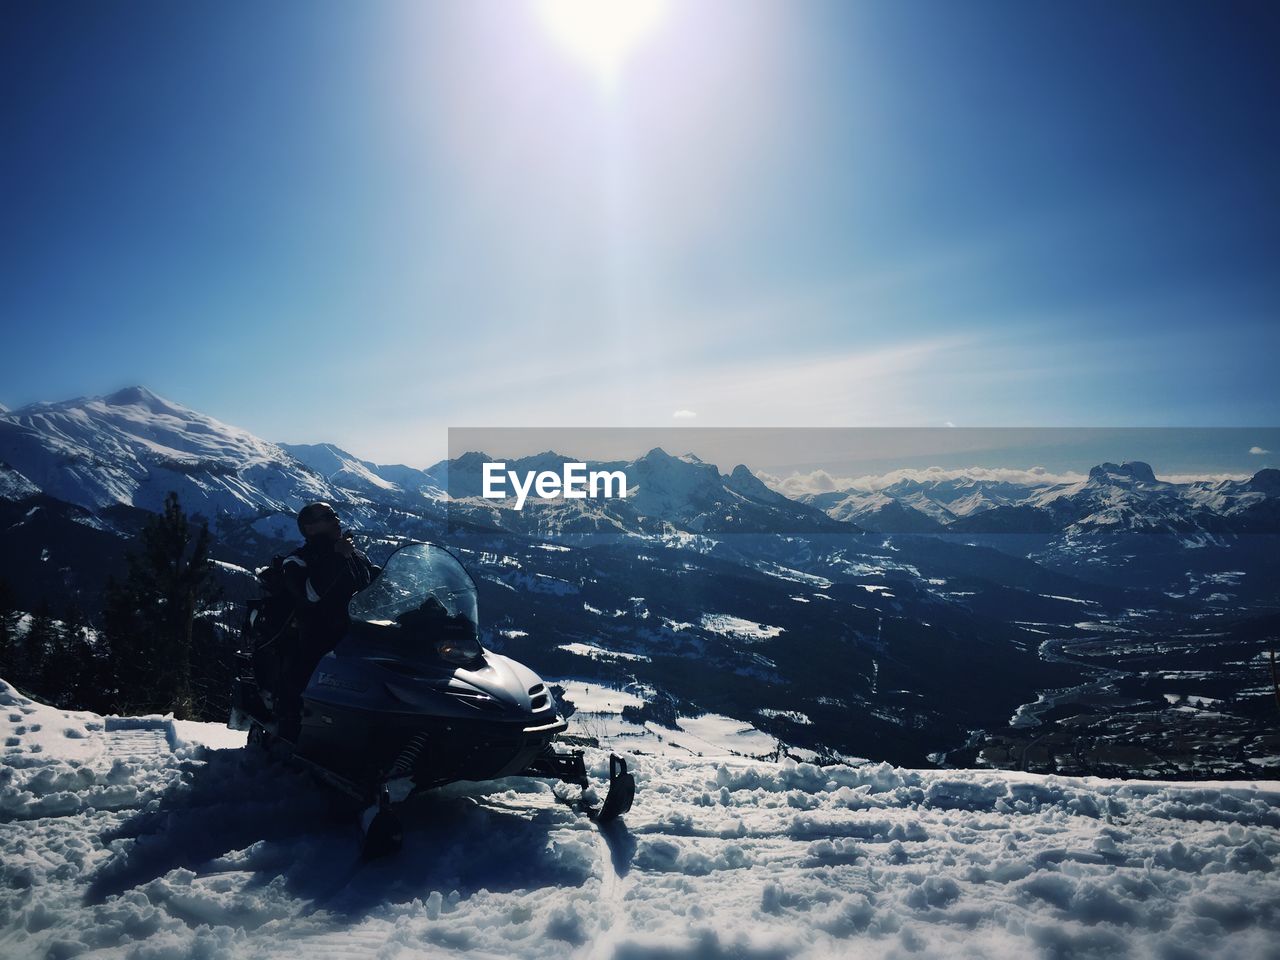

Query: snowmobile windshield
left=348, top=543, right=479, bottom=639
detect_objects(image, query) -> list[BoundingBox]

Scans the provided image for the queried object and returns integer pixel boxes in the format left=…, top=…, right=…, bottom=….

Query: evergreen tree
left=37, top=604, right=79, bottom=707
left=190, top=612, right=235, bottom=721
left=102, top=492, right=217, bottom=718
left=60, top=603, right=103, bottom=711
left=18, top=601, right=57, bottom=697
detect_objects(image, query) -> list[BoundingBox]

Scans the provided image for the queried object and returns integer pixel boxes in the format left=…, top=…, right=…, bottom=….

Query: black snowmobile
left=229, top=540, right=635, bottom=855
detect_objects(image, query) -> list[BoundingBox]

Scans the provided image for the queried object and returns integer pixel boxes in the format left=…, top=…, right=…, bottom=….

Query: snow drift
left=2, top=678, right=1277, bottom=959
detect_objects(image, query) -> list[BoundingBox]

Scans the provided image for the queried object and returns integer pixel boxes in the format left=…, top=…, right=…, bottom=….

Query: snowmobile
left=229, top=540, right=635, bottom=856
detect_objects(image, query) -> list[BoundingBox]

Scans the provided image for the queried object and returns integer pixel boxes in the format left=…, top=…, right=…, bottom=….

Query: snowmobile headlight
left=436, top=635, right=483, bottom=664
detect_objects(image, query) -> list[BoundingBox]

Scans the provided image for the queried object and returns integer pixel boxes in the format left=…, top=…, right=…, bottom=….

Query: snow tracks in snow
left=3, top=679, right=1280, bottom=959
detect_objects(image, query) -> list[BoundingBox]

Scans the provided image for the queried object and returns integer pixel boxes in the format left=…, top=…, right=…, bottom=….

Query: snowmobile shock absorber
left=387, top=732, right=430, bottom=779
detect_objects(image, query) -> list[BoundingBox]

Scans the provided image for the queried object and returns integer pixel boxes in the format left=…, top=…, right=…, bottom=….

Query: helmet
left=297, top=501, right=338, bottom=534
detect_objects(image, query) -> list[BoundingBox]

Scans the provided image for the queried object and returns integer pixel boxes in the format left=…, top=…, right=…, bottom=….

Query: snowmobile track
left=583, top=818, right=634, bottom=959
left=462, top=784, right=636, bottom=958
left=102, top=726, right=172, bottom=762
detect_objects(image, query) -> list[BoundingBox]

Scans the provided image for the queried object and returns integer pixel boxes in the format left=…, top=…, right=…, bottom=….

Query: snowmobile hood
left=451, top=652, right=543, bottom=705
left=307, top=643, right=559, bottom=726
left=436, top=651, right=556, bottom=719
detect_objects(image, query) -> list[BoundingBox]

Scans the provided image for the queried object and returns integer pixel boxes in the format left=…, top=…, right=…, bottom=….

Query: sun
left=533, top=0, right=670, bottom=86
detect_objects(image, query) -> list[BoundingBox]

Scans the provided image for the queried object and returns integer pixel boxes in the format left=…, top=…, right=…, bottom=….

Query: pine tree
left=19, top=601, right=57, bottom=697
left=59, top=603, right=102, bottom=711
left=190, top=612, right=235, bottom=721
left=102, top=492, right=217, bottom=718
left=36, top=605, right=79, bottom=706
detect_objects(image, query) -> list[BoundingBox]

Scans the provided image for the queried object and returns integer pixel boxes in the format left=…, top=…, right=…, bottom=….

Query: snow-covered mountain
left=0, top=460, right=40, bottom=501
left=884, top=473, right=1066, bottom=516
left=804, top=490, right=946, bottom=533
left=6, top=388, right=1274, bottom=545
left=0, top=387, right=342, bottom=521
left=445, top=447, right=853, bottom=539
left=789, top=460, right=1280, bottom=537
left=280, top=442, right=445, bottom=504
left=0, top=388, right=844, bottom=542
left=3, top=678, right=1277, bottom=960
left=1183, top=468, right=1280, bottom=529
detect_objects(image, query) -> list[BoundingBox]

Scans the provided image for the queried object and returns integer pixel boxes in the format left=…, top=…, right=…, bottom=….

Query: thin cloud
left=761, top=465, right=1255, bottom=497
left=1163, top=473, right=1251, bottom=484
left=673, top=410, right=697, bottom=420
left=761, top=465, right=1088, bottom=498
left=1249, top=446, right=1269, bottom=455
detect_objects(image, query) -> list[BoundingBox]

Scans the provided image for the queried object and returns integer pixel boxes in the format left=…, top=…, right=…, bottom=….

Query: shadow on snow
left=84, top=743, right=619, bottom=920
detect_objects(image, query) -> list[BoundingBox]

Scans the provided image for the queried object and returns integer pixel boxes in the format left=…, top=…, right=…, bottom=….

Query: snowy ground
left=3, top=678, right=1279, bottom=960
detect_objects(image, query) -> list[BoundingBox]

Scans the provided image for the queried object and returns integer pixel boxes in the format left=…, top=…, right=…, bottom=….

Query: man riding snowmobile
left=274, top=502, right=378, bottom=741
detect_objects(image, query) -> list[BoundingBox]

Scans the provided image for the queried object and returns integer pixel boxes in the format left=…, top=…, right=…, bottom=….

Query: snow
left=699, top=614, right=785, bottom=642
left=671, top=714, right=780, bottom=758
left=211, top=559, right=256, bottom=579
left=555, top=681, right=645, bottom=714
left=1039, top=594, right=1096, bottom=605
left=0, top=462, right=41, bottom=500
left=4, top=677, right=1279, bottom=960
left=558, top=642, right=651, bottom=663
left=759, top=709, right=813, bottom=726
left=755, top=565, right=834, bottom=589
left=280, top=442, right=403, bottom=493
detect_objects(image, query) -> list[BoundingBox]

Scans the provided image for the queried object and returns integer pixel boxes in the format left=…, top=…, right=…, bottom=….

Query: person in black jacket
left=275, top=501, right=377, bottom=741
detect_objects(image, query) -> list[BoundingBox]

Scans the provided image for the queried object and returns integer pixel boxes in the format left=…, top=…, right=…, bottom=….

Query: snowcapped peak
left=95, top=385, right=203, bottom=420
left=515, top=451, right=577, bottom=473
left=1088, top=461, right=1158, bottom=485
left=282, top=441, right=362, bottom=472
left=1247, top=467, right=1280, bottom=494
left=66, top=385, right=211, bottom=426
left=103, top=385, right=164, bottom=406
left=632, top=448, right=720, bottom=483
left=0, top=387, right=338, bottom=517
left=635, top=448, right=713, bottom=473
left=724, top=464, right=790, bottom=507
left=451, top=451, right=494, bottom=467
left=281, top=442, right=405, bottom=495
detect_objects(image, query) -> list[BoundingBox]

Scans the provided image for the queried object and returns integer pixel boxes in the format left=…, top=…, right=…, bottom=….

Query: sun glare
left=534, top=0, right=669, bottom=86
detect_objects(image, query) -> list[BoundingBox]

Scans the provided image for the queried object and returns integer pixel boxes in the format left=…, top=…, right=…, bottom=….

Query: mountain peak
left=1088, top=461, right=1157, bottom=484
left=1247, top=468, right=1280, bottom=494
left=104, top=385, right=160, bottom=404
left=100, top=385, right=189, bottom=416
left=722, top=463, right=795, bottom=508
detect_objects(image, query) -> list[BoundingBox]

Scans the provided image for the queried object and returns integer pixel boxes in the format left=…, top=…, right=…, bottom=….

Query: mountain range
left=796, top=459, right=1280, bottom=537
left=4, top=387, right=1276, bottom=544
left=2, top=387, right=1276, bottom=773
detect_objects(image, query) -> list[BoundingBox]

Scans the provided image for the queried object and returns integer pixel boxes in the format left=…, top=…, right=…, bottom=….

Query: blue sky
left=2, top=1, right=1277, bottom=466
